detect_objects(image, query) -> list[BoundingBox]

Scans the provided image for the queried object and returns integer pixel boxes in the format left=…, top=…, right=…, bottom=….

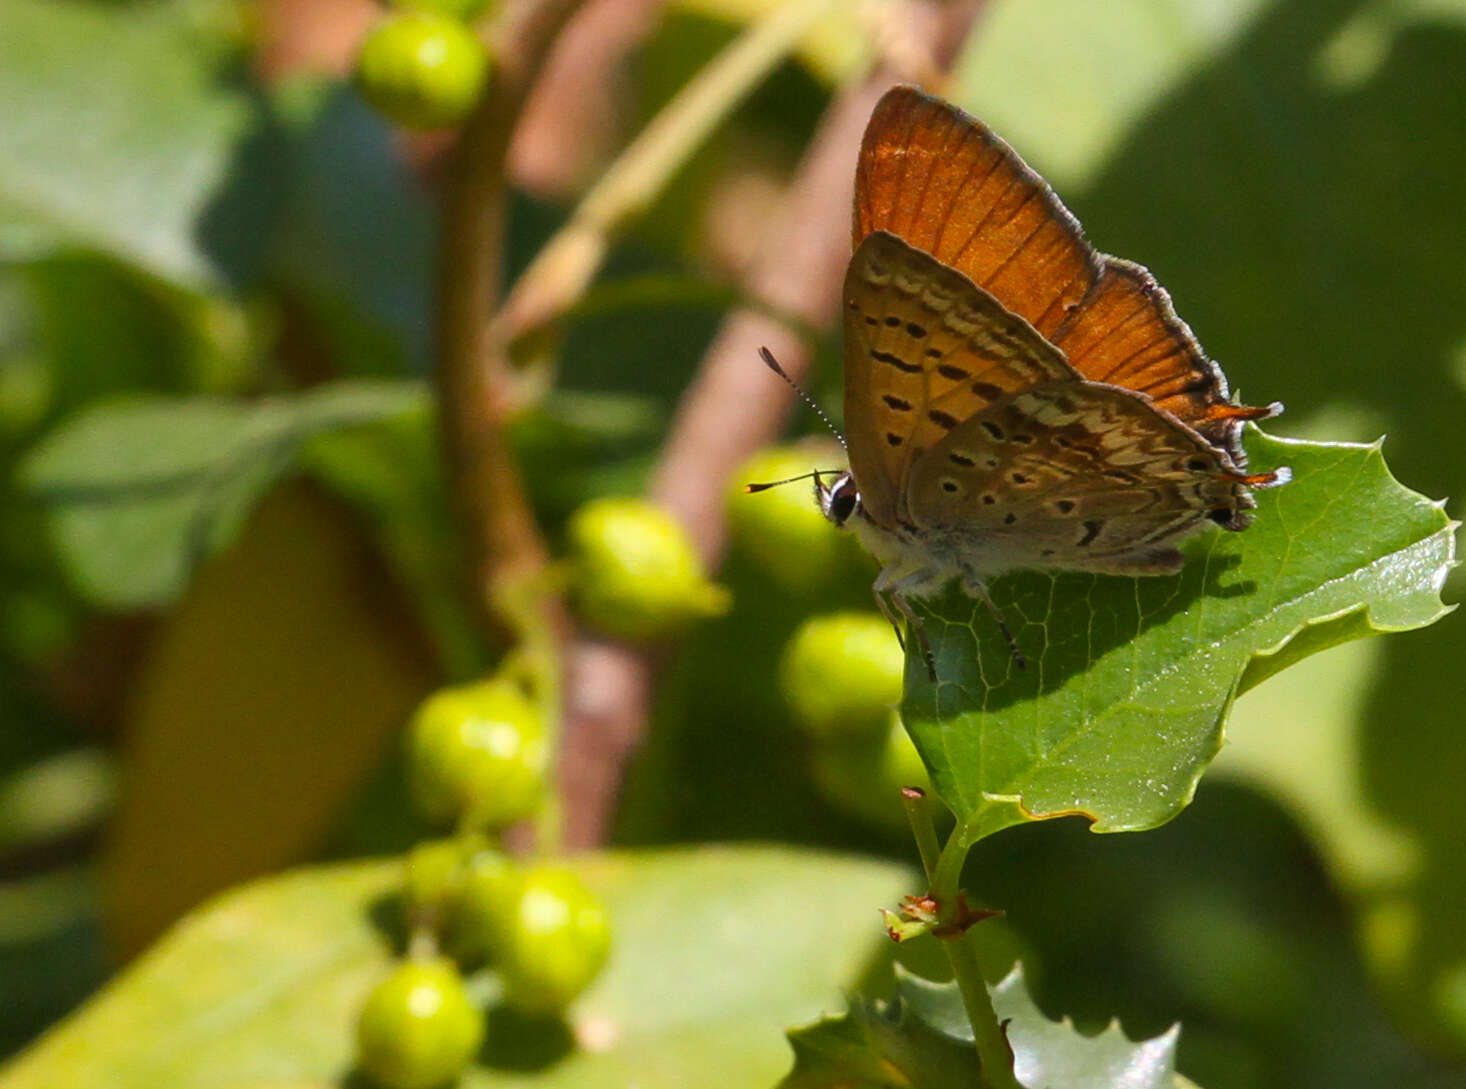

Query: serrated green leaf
left=0, top=0, right=281, bottom=289
left=901, top=432, right=1455, bottom=843
left=20, top=381, right=428, bottom=608
left=0, top=846, right=910, bottom=1089
left=779, top=973, right=981, bottom=1089
left=990, top=965, right=1193, bottom=1089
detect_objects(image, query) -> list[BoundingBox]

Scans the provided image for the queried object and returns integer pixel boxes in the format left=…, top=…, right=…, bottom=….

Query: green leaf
left=779, top=971, right=981, bottom=1089
left=779, top=965, right=1203, bottom=1089
left=268, top=81, right=436, bottom=375
left=20, top=381, right=428, bottom=608
left=0, top=0, right=280, bottom=289
left=952, top=0, right=1270, bottom=191
left=901, top=432, right=1455, bottom=843
left=0, top=846, right=911, bottom=1089
left=990, top=965, right=1199, bottom=1089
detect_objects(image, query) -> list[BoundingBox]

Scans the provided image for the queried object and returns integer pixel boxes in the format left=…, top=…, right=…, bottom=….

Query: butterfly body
left=819, top=87, right=1288, bottom=662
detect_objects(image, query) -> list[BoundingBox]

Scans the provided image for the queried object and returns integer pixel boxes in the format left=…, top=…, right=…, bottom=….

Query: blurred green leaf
left=0, top=0, right=282, bottom=289
left=269, top=81, right=436, bottom=375
left=20, top=381, right=427, bottom=608
left=902, top=433, right=1455, bottom=843
left=0, top=847, right=911, bottom=1089
left=990, top=965, right=1199, bottom=1089
left=954, top=0, right=1270, bottom=191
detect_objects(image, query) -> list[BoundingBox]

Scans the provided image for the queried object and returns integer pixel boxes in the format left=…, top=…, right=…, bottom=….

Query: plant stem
left=433, top=0, right=585, bottom=854
left=913, top=817, right=1021, bottom=1089
left=494, top=0, right=843, bottom=357
left=901, top=787, right=942, bottom=876
left=436, top=0, right=586, bottom=634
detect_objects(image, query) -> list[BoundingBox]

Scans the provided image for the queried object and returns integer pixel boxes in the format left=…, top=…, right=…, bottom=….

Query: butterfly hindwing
left=905, top=380, right=1255, bottom=572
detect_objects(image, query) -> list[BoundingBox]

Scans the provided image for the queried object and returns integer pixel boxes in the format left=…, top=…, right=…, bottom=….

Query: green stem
left=901, top=787, right=942, bottom=877
left=433, top=0, right=584, bottom=854
left=494, top=0, right=842, bottom=358
left=492, top=576, right=564, bottom=857
left=931, top=822, right=970, bottom=906
left=914, top=819, right=1022, bottom=1089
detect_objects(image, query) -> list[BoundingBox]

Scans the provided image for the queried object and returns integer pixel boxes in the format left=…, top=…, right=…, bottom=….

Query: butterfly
left=803, top=85, right=1287, bottom=669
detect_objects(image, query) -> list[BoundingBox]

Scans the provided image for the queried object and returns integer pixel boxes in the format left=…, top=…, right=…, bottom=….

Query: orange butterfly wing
left=854, top=85, right=1278, bottom=466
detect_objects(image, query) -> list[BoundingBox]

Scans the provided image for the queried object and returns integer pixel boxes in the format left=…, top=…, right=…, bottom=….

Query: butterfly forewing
left=854, top=87, right=1100, bottom=340
left=1048, top=260, right=1275, bottom=460
left=905, top=381, right=1255, bottom=573
left=856, top=85, right=1277, bottom=469
left=843, top=231, right=1079, bottom=528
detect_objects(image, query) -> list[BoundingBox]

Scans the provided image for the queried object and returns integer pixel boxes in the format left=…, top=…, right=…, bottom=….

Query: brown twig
left=435, top=0, right=588, bottom=635
left=558, top=1, right=985, bottom=847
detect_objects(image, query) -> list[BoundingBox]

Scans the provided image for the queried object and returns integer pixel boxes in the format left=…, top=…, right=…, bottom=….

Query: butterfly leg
left=873, top=566, right=938, bottom=680
left=958, top=569, right=1027, bottom=670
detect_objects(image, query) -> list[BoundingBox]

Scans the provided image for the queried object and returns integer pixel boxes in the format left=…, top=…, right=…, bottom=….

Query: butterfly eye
left=823, top=475, right=860, bottom=527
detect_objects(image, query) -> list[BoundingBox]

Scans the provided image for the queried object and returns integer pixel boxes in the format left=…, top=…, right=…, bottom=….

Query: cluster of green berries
left=355, top=676, right=608, bottom=1089
left=354, top=0, right=497, bottom=129
left=355, top=441, right=920, bottom=1083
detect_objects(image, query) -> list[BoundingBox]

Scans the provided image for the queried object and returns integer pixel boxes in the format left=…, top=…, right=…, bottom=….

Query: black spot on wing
left=1078, top=520, right=1102, bottom=546
left=872, top=349, right=921, bottom=374
left=928, top=410, right=959, bottom=430
left=882, top=394, right=912, bottom=411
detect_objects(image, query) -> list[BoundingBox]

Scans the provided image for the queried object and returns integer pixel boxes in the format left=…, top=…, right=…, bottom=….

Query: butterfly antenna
left=744, top=469, right=843, bottom=494
left=758, top=347, right=847, bottom=451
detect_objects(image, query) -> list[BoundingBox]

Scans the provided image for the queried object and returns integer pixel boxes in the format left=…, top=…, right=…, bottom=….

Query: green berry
left=407, top=678, right=546, bottom=830
left=779, top=612, right=904, bottom=737
left=568, top=497, right=730, bottom=642
left=391, top=0, right=496, bottom=22
left=356, top=958, right=483, bottom=1089
left=727, top=441, right=857, bottom=590
left=355, top=12, right=489, bottom=130
left=446, top=849, right=522, bottom=965
left=811, top=711, right=930, bottom=829
left=404, top=834, right=489, bottom=924
left=495, top=865, right=610, bottom=1014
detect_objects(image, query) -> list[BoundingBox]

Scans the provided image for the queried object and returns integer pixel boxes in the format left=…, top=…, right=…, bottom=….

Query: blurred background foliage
left=0, top=0, right=1464, bottom=1087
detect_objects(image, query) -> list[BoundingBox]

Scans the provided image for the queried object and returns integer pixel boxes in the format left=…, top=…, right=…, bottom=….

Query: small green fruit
left=447, top=849, right=522, bottom=965
left=495, top=865, right=611, bottom=1014
left=355, top=12, right=489, bottom=129
left=779, top=611, right=903, bottom=737
left=727, top=441, right=856, bottom=589
left=811, top=711, right=931, bottom=829
left=407, top=679, right=546, bottom=830
left=568, top=497, right=730, bottom=641
left=403, top=834, right=488, bottom=924
left=356, top=958, right=483, bottom=1089
left=392, top=0, right=496, bottom=21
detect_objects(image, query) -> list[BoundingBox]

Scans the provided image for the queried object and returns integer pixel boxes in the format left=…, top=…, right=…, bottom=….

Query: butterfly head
left=816, top=470, right=860, bottom=528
